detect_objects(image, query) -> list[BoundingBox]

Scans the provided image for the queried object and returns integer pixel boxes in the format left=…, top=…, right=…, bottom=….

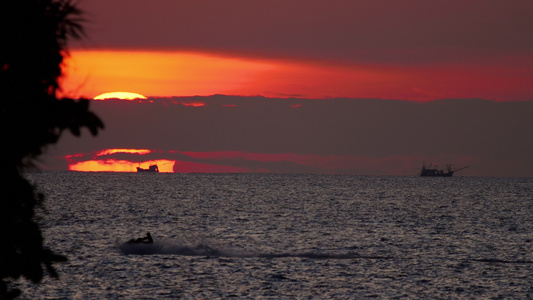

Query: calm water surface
left=17, top=172, right=533, bottom=299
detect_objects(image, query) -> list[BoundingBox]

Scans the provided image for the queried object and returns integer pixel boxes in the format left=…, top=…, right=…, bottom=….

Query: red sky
left=48, top=1, right=533, bottom=176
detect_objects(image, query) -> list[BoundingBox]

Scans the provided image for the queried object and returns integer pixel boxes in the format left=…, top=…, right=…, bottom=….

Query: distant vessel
left=137, top=165, right=159, bottom=173
left=420, top=163, right=469, bottom=177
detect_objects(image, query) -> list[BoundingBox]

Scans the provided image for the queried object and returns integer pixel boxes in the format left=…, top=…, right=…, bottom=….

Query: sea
left=15, top=172, right=533, bottom=299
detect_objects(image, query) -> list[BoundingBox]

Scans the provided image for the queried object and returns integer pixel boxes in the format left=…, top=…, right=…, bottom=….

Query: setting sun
left=94, top=92, right=147, bottom=100
left=65, top=148, right=175, bottom=172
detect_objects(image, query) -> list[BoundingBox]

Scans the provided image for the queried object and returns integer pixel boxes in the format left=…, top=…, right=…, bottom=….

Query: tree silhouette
left=0, top=0, right=103, bottom=298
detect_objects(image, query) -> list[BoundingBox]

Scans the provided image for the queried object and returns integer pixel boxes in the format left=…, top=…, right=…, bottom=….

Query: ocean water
left=16, top=172, right=533, bottom=299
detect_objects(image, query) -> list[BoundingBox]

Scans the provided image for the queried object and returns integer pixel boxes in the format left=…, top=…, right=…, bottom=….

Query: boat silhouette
left=419, top=162, right=469, bottom=177
left=137, top=164, right=159, bottom=173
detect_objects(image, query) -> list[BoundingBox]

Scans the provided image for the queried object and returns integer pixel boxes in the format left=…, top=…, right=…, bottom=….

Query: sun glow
left=62, top=50, right=274, bottom=99
left=68, top=159, right=175, bottom=172
left=66, top=148, right=173, bottom=172
left=94, top=92, right=147, bottom=100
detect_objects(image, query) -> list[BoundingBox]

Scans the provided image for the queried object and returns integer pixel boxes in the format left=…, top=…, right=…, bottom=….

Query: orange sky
left=61, top=50, right=533, bottom=101
left=61, top=50, right=273, bottom=99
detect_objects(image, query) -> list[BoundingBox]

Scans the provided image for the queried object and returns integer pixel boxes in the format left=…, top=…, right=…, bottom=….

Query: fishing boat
left=137, top=164, right=159, bottom=173
left=420, top=162, right=469, bottom=177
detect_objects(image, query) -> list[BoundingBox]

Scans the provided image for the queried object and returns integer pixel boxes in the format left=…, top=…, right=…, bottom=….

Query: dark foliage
left=0, top=0, right=103, bottom=298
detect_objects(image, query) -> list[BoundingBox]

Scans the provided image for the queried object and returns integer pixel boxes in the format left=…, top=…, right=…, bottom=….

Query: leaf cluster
left=0, top=1, right=103, bottom=298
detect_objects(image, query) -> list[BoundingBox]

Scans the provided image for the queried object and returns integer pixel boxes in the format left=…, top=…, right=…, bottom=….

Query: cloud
left=43, top=96, right=533, bottom=176
left=75, top=0, right=533, bottom=65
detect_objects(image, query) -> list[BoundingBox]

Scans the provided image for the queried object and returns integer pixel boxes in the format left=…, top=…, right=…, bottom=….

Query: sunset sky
left=46, top=0, right=533, bottom=176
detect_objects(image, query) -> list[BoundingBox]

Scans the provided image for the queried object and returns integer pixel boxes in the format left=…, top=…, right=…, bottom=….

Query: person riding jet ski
left=127, top=232, right=153, bottom=244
